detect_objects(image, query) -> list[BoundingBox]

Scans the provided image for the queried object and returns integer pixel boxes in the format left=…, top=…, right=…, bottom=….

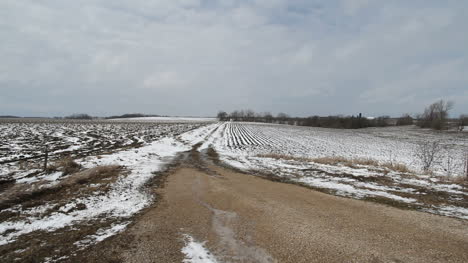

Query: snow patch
left=182, top=234, right=218, bottom=263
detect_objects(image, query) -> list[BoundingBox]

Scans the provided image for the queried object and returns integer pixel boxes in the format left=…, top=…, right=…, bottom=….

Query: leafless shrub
left=414, top=140, right=441, bottom=172
left=441, top=147, right=457, bottom=177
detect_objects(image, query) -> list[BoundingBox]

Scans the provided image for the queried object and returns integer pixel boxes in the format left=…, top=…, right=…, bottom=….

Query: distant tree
left=459, top=114, right=468, bottom=131
left=374, top=116, right=390, bottom=127
left=65, top=113, right=93, bottom=120
left=277, top=113, right=289, bottom=124
left=217, top=111, right=228, bottom=121
left=245, top=109, right=255, bottom=122
left=417, top=100, right=454, bottom=130
left=230, top=110, right=239, bottom=121
left=264, top=112, right=273, bottom=123
left=396, top=114, right=414, bottom=126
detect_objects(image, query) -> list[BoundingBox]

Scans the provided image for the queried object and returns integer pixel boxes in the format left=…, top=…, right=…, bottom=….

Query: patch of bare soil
left=0, top=166, right=125, bottom=262
left=74, top=163, right=468, bottom=262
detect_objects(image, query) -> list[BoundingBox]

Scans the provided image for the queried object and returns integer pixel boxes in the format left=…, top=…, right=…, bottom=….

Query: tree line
left=217, top=110, right=393, bottom=129
left=218, top=100, right=466, bottom=130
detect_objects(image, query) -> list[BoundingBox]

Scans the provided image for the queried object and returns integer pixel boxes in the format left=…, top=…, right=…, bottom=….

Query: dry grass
left=381, top=162, right=412, bottom=174
left=256, top=153, right=315, bottom=163
left=58, top=156, right=81, bottom=175
left=257, top=154, right=413, bottom=174
left=312, top=156, right=380, bottom=167
left=439, top=175, right=468, bottom=185
left=0, top=165, right=121, bottom=211
left=45, top=156, right=81, bottom=175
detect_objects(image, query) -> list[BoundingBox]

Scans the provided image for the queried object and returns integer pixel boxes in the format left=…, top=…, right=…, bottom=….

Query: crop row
left=0, top=121, right=204, bottom=164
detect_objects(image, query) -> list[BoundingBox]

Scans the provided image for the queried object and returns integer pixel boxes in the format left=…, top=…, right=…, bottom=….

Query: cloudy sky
left=1, top=0, right=467, bottom=117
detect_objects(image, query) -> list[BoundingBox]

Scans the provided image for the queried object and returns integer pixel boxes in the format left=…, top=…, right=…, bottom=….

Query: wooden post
left=465, top=152, right=468, bottom=179
left=44, top=145, right=48, bottom=172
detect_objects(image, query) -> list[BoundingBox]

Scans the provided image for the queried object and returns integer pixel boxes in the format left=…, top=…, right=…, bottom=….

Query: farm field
left=0, top=119, right=467, bottom=262
left=207, top=122, right=468, bottom=219
left=0, top=119, right=207, bottom=182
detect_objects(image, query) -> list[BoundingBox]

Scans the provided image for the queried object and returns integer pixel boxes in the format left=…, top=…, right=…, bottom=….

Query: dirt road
left=76, top=157, right=468, bottom=263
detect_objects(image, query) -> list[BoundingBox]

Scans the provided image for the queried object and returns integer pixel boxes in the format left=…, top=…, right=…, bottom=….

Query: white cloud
left=342, top=0, right=372, bottom=15
left=0, top=0, right=467, bottom=116
left=143, top=71, right=187, bottom=90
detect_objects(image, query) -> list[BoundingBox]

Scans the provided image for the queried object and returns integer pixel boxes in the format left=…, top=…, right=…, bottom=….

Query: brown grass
left=0, top=165, right=122, bottom=211
left=439, top=175, right=468, bottom=185
left=256, top=153, right=314, bottom=163
left=312, top=156, right=380, bottom=167
left=58, top=156, right=81, bottom=175
left=381, top=162, right=412, bottom=174
left=257, top=154, right=413, bottom=174
left=45, top=156, right=81, bottom=175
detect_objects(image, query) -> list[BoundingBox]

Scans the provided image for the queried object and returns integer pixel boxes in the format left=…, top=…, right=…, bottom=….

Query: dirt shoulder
left=75, top=163, right=468, bottom=263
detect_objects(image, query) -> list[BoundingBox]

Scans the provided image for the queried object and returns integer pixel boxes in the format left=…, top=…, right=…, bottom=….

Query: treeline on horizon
left=59, top=113, right=164, bottom=120
left=217, top=110, right=402, bottom=129
left=217, top=100, right=468, bottom=130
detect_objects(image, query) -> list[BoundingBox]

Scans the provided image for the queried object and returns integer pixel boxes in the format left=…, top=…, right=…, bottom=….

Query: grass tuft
left=257, top=154, right=413, bottom=174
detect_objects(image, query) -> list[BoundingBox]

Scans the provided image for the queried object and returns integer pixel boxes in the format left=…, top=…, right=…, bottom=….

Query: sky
left=0, top=0, right=467, bottom=117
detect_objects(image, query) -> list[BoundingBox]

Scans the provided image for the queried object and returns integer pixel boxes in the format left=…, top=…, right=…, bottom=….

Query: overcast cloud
left=0, top=0, right=467, bottom=117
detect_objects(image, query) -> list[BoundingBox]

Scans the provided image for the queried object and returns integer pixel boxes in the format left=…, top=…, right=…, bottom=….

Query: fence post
left=44, top=145, right=48, bottom=172
left=465, top=152, right=468, bottom=179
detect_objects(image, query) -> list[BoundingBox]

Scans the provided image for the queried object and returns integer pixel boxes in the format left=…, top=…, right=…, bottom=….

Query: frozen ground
left=209, top=123, right=468, bottom=176
left=206, top=122, right=468, bottom=220
left=0, top=122, right=218, bottom=261
left=0, top=120, right=205, bottom=182
left=108, top=116, right=216, bottom=122
left=0, top=121, right=467, bottom=261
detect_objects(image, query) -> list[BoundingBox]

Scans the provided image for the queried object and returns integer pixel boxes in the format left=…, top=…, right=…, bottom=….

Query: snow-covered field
left=0, top=120, right=206, bottom=181
left=0, top=120, right=467, bottom=261
left=209, top=123, right=468, bottom=176
left=206, top=122, right=468, bottom=219
left=0, top=120, right=218, bottom=261
left=108, top=116, right=216, bottom=122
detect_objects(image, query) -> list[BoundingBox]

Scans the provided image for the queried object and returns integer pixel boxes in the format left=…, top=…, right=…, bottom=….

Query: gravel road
left=77, top=162, right=468, bottom=262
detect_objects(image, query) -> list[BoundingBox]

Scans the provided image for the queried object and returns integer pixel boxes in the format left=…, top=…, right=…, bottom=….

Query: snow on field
left=214, top=123, right=468, bottom=176
left=182, top=234, right=218, bottom=263
left=109, top=116, right=216, bottom=122
left=0, top=123, right=219, bottom=250
left=206, top=122, right=468, bottom=220
left=74, top=222, right=130, bottom=248
left=0, top=121, right=205, bottom=180
left=0, top=137, right=188, bottom=246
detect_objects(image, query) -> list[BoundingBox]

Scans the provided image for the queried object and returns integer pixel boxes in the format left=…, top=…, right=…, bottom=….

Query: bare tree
left=418, top=100, right=454, bottom=130
left=277, top=113, right=289, bottom=124
left=230, top=110, right=239, bottom=121
left=245, top=109, right=255, bottom=122
left=217, top=111, right=228, bottom=121
left=264, top=112, right=273, bottom=123
left=414, top=140, right=442, bottom=172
